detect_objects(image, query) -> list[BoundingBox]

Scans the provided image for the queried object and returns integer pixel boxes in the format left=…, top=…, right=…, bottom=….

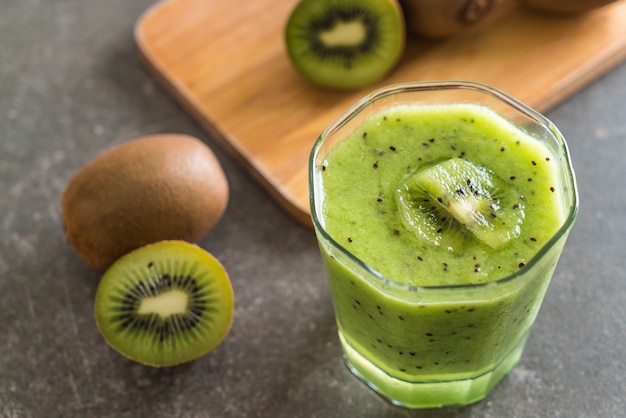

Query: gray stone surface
left=1, top=1, right=625, bottom=417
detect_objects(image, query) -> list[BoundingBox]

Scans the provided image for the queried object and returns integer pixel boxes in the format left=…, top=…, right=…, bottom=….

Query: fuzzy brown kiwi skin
left=62, top=134, right=229, bottom=271
left=517, top=0, right=619, bottom=14
left=398, top=0, right=505, bottom=39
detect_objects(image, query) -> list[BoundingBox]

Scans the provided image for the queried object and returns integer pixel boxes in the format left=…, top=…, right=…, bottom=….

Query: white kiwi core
left=138, top=290, right=189, bottom=318
left=319, top=20, right=366, bottom=47
left=446, top=195, right=490, bottom=228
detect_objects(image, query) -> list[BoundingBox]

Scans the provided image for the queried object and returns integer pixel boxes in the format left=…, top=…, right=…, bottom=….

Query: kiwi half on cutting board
left=284, top=0, right=406, bottom=90
left=94, top=240, right=234, bottom=367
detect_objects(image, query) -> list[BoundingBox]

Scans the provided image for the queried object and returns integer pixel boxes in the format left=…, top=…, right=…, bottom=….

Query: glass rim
left=309, top=80, right=579, bottom=292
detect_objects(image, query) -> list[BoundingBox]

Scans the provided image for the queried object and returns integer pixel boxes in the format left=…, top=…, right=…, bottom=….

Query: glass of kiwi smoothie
left=309, top=81, right=578, bottom=409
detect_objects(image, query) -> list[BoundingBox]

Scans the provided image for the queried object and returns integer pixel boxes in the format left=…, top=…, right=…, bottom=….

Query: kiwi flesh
left=398, top=0, right=503, bottom=39
left=284, top=0, right=406, bottom=90
left=396, top=157, right=525, bottom=252
left=517, top=0, right=619, bottom=14
left=94, top=240, right=234, bottom=367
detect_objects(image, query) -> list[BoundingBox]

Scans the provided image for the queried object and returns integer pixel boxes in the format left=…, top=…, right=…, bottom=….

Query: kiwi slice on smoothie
left=284, top=0, right=406, bottom=90
left=396, top=157, right=525, bottom=251
left=94, top=240, right=234, bottom=367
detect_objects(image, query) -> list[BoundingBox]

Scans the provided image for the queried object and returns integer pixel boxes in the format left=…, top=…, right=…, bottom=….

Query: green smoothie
left=311, top=100, right=576, bottom=408
left=321, top=103, right=565, bottom=286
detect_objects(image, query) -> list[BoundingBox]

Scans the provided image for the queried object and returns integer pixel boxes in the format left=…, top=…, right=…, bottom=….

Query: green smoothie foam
left=314, top=102, right=572, bottom=407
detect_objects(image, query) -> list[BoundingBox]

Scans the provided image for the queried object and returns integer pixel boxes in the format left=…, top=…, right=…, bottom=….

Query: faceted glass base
left=339, top=331, right=528, bottom=409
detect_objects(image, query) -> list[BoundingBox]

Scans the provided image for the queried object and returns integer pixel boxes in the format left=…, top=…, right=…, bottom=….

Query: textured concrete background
left=1, top=1, right=625, bottom=417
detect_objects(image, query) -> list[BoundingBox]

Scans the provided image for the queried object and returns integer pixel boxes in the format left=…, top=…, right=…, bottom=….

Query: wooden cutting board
left=135, top=0, right=626, bottom=228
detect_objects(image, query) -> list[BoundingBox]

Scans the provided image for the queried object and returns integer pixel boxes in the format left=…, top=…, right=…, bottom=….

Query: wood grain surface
left=135, top=0, right=626, bottom=227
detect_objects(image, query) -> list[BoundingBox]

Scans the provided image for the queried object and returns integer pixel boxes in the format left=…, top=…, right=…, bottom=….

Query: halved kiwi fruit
left=396, top=158, right=525, bottom=252
left=94, top=240, right=234, bottom=367
left=284, top=0, right=406, bottom=90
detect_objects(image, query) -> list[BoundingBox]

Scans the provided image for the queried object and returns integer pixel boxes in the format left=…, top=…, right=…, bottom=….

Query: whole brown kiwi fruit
left=398, top=0, right=505, bottom=39
left=62, top=134, right=229, bottom=271
left=517, top=0, right=619, bottom=14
